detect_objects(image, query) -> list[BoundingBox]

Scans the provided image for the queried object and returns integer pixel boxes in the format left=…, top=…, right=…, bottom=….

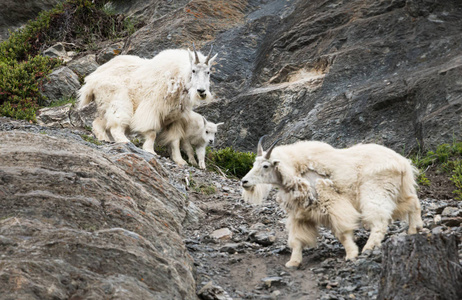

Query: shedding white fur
left=78, top=46, right=217, bottom=162
left=241, top=138, right=423, bottom=268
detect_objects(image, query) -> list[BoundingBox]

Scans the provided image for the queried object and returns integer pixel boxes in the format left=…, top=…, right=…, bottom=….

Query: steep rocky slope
left=123, top=0, right=462, bottom=153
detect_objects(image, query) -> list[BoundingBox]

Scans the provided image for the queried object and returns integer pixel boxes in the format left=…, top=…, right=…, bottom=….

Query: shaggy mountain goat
left=241, top=137, right=423, bottom=268
left=157, top=111, right=223, bottom=168
left=78, top=45, right=217, bottom=161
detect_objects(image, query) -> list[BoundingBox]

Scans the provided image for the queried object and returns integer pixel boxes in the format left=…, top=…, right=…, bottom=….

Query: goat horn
left=264, top=138, right=281, bottom=159
left=205, top=44, right=214, bottom=64
left=192, top=42, right=200, bottom=64
left=257, top=135, right=267, bottom=157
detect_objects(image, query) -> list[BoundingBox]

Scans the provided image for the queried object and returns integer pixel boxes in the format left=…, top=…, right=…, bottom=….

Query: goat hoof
left=361, top=249, right=372, bottom=257
left=175, top=160, right=188, bottom=167
left=285, top=261, right=301, bottom=269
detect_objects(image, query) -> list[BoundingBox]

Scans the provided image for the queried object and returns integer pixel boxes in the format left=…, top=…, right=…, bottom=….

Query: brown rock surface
left=0, top=130, right=197, bottom=299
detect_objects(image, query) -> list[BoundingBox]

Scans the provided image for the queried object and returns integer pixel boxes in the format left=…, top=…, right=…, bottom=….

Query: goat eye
left=206, top=131, right=209, bottom=134
left=207, top=71, right=210, bottom=75
left=192, top=70, right=196, bottom=73
left=263, top=165, right=269, bottom=169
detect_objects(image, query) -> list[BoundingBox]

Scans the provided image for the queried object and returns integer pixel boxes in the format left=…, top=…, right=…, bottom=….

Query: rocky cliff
left=123, top=0, right=462, bottom=152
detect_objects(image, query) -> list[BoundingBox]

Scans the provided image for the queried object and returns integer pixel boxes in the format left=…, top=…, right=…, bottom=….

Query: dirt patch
left=418, top=165, right=458, bottom=200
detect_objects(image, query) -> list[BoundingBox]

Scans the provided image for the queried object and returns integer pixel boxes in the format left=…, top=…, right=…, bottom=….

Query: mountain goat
left=78, top=45, right=217, bottom=161
left=157, top=111, right=223, bottom=168
left=241, top=137, right=423, bottom=268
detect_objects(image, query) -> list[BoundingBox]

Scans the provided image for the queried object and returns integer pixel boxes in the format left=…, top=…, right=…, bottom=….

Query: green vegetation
left=80, top=134, right=102, bottom=145
left=0, top=0, right=142, bottom=122
left=206, top=147, right=256, bottom=178
left=48, top=96, right=76, bottom=108
left=412, top=141, right=462, bottom=199
left=189, top=177, right=217, bottom=195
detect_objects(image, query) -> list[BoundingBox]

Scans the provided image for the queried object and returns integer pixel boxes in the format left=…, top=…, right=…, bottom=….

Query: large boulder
left=0, top=127, right=197, bottom=299
left=67, top=54, right=99, bottom=77
left=124, top=0, right=462, bottom=153
left=41, top=67, right=81, bottom=105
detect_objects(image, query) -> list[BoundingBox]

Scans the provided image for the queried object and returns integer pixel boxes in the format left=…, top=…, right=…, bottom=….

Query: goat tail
left=242, top=184, right=272, bottom=205
left=77, top=83, right=95, bottom=109
left=401, top=159, right=419, bottom=199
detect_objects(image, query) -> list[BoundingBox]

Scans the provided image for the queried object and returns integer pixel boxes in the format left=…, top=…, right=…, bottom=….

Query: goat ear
left=202, top=116, right=207, bottom=126
left=216, top=122, right=224, bottom=126
left=272, top=160, right=280, bottom=167
left=188, top=49, right=194, bottom=65
left=208, top=53, right=218, bottom=66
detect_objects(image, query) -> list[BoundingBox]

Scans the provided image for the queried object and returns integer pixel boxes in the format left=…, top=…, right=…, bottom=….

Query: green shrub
left=450, top=160, right=462, bottom=200
left=0, top=56, right=62, bottom=121
left=207, top=147, right=256, bottom=178
left=411, top=141, right=462, bottom=198
left=0, top=0, right=143, bottom=121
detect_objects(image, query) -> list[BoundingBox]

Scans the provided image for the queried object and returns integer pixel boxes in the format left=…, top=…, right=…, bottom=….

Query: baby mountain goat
left=241, top=137, right=423, bottom=268
left=78, top=44, right=217, bottom=159
left=157, top=111, right=223, bottom=169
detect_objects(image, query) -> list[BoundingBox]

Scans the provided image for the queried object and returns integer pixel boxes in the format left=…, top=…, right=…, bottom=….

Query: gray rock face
left=0, top=129, right=197, bottom=299
left=36, top=103, right=74, bottom=127
left=37, top=101, right=97, bottom=129
left=43, top=42, right=72, bottom=62
left=96, top=42, right=125, bottom=65
left=41, top=67, right=81, bottom=105
left=0, top=0, right=62, bottom=41
left=67, top=54, right=99, bottom=77
left=109, top=0, right=190, bottom=23
left=124, top=0, right=462, bottom=153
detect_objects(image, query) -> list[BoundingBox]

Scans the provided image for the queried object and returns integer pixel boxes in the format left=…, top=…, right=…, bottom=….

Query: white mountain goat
left=241, top=137, right=423, bottom=268
left=78, top=44, right=217, bottom=162
left=157, top=111, right=223, bottom=168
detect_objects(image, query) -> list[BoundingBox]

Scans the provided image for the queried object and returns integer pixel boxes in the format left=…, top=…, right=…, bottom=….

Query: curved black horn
left=205, top=44, right=214, bottom=64
left=192, top=42, right=200, bottom=64
left=257, top=135, right=267, bottom=156
left=264, top=138, right=281, bottom=159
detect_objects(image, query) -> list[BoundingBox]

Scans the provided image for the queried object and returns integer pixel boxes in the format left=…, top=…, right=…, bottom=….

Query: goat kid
left=241, top=137, right=423, bottom=268
left=158, top=111, right=223, bottom=168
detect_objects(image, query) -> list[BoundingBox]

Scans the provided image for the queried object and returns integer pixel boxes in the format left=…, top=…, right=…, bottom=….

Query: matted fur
left=241, top=141, right=423, bottom=268
left=78, top=48, right=216, bottom=160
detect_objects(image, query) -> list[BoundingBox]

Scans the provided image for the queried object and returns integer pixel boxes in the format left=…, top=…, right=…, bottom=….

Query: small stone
left=220, top=243, right=239, bottom=254
left=441, top=217, right=462, bottom=227
left=434, top=214, right=442, bottom=225
left=96, top=41, right=124, bottom=64
left=349, top=294, right=356, bottom=299
left=249, top=230, right=276, bottom=246
left=431, top=226, right=444, bottom=235
left=197, top=281, right=232, bottom=300
left=211, top=228, right=233, bottom=240
left=222, top=186, right=230, bottom=192
left=271, top=290, right=282, bottom=297
left=441, top=207, right=460, bottom=217
left=261, top=276, right=285, bottom=288
left=43, top=43, right=71, bottom=62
